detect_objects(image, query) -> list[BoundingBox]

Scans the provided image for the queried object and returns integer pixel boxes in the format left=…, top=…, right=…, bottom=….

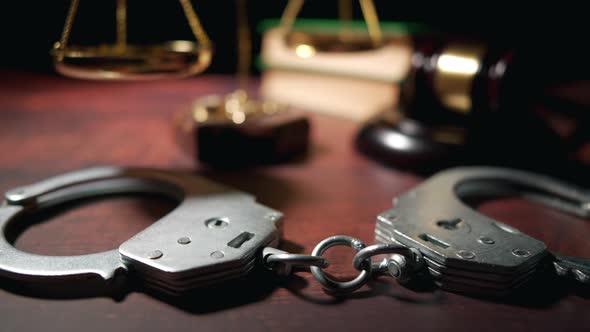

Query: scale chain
left=56, top=0, right=210, bottom=50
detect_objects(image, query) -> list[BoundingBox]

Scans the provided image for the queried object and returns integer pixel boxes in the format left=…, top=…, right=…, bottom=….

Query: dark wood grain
left=0, top=71, right=589, bottom=332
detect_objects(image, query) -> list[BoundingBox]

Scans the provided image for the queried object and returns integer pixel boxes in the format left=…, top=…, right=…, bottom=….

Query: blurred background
left=1, top=1, right=588, bottom=181
left=2, top=1, right=585, bottom=74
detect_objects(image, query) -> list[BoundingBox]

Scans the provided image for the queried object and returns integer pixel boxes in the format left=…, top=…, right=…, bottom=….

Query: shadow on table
left=279, top=273, right=446, bottom=306
left=1, top=255, right=589, bottom=314
left=0, top=167, right=301, bottom=312
left=0, top=167, right=588, bottom=312
left=475, top=269, right=590, bottom=308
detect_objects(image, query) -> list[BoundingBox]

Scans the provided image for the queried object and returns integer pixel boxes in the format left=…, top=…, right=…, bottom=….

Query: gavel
left=356, top=36, right=590, bottom=182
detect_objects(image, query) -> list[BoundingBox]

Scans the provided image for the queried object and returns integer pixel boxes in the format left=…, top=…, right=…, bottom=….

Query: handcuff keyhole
left=205, top=217, right=229, bottom=229
left=436, top=218, right=462, bottom=230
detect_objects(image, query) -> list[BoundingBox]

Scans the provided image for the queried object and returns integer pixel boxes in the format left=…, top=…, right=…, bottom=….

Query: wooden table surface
left=0, top=71, right=589, bottom=331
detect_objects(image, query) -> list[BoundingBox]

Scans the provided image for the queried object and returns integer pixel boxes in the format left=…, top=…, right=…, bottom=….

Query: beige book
left=259, top=27, right=411, bottom=121
left=261, top=28, right=412, bottom=82
left=261, top=70, right=399, bottom=121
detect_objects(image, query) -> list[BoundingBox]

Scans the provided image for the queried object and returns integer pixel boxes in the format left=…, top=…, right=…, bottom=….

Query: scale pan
left=52, top=41, right=212, bottom=80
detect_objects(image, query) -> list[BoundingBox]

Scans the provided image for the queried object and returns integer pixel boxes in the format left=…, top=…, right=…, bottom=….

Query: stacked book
left=259, top=20, right=418, bottom=121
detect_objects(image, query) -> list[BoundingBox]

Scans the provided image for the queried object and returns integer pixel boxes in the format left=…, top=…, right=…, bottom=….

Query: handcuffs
left=0, top=166, right=588, bottom=298
left=0, top=167, right=282, bottom=296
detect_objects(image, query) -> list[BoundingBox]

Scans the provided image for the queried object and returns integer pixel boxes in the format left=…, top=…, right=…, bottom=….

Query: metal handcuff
left=0, top=166, right=588, bottom=298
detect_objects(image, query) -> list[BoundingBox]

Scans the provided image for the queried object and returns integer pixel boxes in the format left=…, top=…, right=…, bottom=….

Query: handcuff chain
left=263, top=236, right=424, bottom=294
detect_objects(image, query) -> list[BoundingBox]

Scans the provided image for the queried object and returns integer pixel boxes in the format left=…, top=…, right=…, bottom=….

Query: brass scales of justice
left=51, top=0, right=391, bottom=165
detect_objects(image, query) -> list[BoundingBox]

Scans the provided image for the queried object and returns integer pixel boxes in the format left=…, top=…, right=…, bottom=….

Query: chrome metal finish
left=177, top=237, right=191, bottom=245
left=553, top=254, right=590, bottom=283
left=3, top=166, right=586, bottom=300
left=352, top=243, right=423, bottom=283
left=0, top=167, right=282, bottom=296
left=148, top=251, right=164, bottom=260
left=375, top=167, right=590, bottom=296
left=351, top=243, right=419, bottom=270
left=262, top=247, right=328, bottom=276
left=385, top=254, right=408, bottom=281
left=310, top=235, right=372, bottom=293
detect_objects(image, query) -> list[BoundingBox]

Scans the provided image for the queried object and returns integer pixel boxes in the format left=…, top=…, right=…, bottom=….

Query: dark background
left=2, top=1, right=586, bottom=75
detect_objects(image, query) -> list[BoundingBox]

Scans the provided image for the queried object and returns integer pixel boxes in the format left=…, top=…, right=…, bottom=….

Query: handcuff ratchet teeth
left=0, top=167, right=282, bottom=296
left=375, top=167, right=590, bottom=296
